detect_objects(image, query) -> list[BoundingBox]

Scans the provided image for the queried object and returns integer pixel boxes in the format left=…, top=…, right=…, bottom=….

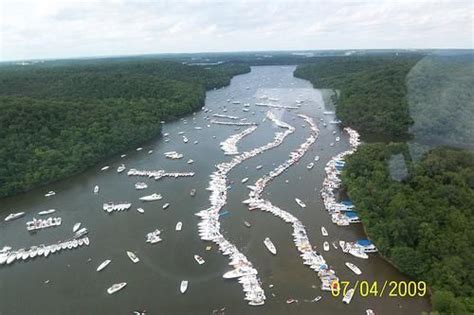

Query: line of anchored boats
left=220, top=126, right=258, bottom=155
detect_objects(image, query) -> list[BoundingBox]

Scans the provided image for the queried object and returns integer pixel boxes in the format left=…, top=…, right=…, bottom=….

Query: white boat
left=314, top=155, right=320, bottom=161
left=339, top=240, right=346, bottom=249
left=256, top=165, right=263, bottom=170
left=73, top=222, right=81, bottom=233
left=162, top=203, right=170, bottom=209
left=4, top=212, right=25, bottom=222
left=323, top=241, right=330, bottom=251
left=100, top=166, right=110, bottom=171
left=97, top=259, right=111, bottom=272
left=134, top=182, right=148, bottom=190
left=345, top=262, right=362, bottom=275
left=127, top=251, right=140, bottom=263
left=306, top=162, right=314, bottom=169
left=310, top=296, right=322, bottom=303
left=93, top=185, right=99, bottom=194
left=136, top=147, right=143, bottom=151
left=148, top=150, right=153, bottom=154
left=194, top=255, right=205, bottom=265
left=366, top=309, right=375, bottom=315
left=180, top=280, right=188, bottom=294
left=187, top=159, right=194, bottom=164
left=342, top=288, right=355, bottom=304
left=183, top=136, right=189, bottom=143
left=44, top=191, right=56, bottom=197
left=321, top=226, right=328, bottom=237
left=38, top=209, right=56, bottom=216
left=335, top=136, right=341, bottom=142
left=107, top=282, right=127, bottom=294
left=295, top=198, right=306, bottom=208
left=241, top=177, right=249, bottom=183
left=244, top=221, right=251, bottom=228
left=136, top=208, right=144, bottom=214
left=139, top=193, right=162, bottom=201
left=175, top=222, right=182, bottom=231
left=190, top=189, right=196, bottom=197
left=263, top=237, right=277, bottom=255
left=117, top=164, right=126, bottom=173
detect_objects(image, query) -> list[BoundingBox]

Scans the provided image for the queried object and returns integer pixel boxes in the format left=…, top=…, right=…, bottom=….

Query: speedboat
left=136, top=147, right=143, bottom=151
left=187, top=159, right=194, bottom=164
left=241, top=177, right=249, bottom=183
left=349, top=248, right=369, bottom=259
left=117, top=164, right=126, bottom=173
left=4, top=212, right=25, bottom=222
left=244, top=221, right=251, bottom=228
left=194, top=255, right=205, bottom=265
left=321, top=226, right=328, bottom=236
left=190, top=189, right=196, bottom=197
left=97, top=259, right=111, bottom=272
left=107, top=282, right=127, bottom=294
left=162, top=203, right=170, bottom=209
left=73, top=222, right=81, bottom=233
left=180, top=280, right=188, bottom=294
left=44, top=191, right=56, bottom=197
left=139, top=193, right=162, bottom=201
left=335, top=136, right=340, bottom=142
left=295, top=198, right=306, bottom=208
left=175, top=222, right=182, bottom=231
left=366, top=309, right=376, bottom=315
left=314, top=155, right=320, bottom=161
left=310, top=296, right=322, bottom=303
left=342, top=288, right=355, bottom=304
left=256, top=165, right=263, bottom=170
left=345, top=262, right=362, bottom=275
left=136, top=208, right=144, bottom=214
left=135, top=182, right=148, bottom=190
left=306, top=162, right=314, bottom=169
left=323, top=241, right=330, bottom=252
left=93, top=185, right=99, bottom=194
left=127, top=251, right=140, bottom=263
left=183, top=136, right=189, bottom=143
left=100, top=166, right=110, bottom=171
left=38, top=209, right=56, bottom=216
left=263, top=237, right=276, bottom=255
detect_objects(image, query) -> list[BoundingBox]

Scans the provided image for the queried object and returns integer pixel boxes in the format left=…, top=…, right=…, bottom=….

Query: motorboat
left=321, top=226, right=328, bottom=237
left=190, top=189, right=196, bottom=197
left=187, top=159, right=194, bottom=164
left=256, top=165, right=263, bottom=170
left=332, top=241, right=338, bottom=249
left=146, top=229, right=162, bottom=244
left=345, top=262, right=362, bottom=275
left=194, top=255, right=205, bottom=265
left=148, top=150, right=153, bottom=154
left=295, top=198, right=306, bottom=208
left=323, top=241, right=330, bottom=252
left=121, top=154, right=127, bottom=158
left=44, top=191, right=56, bottom=197
left=137, top=208, right=145, bottom=214
left=335, top=136, right=340, bottom=142
left=38, top=209, right=56, bottom=216
left=127, top=251, right=140, bottom=263
left=139, top=193, right=162, bottom=201
left=136, top=147, right=143, bottom=151
left=107, top=282, right=127, bottom=294
left=306, top=162, right=314, bottom=169
left=162, top=203, right=170, bottom=209
left=117, top=164, right=126, bottom=173
left=349, top=248, right=369, bottom=259
left=73, top=222, right=81, bottom=233
left=100, top=166, right=110, bottom=171
left=314, top=155, right=320, bottom=161
left=241, top=177, right=249, bottom=183
left=263, top=237, right=276, bottom=255
left=366, top=309, right=375, bottom=315
left=286, top=299, right=297, bottom=304
left=175, top=222, right=182, bottom=231
left=135, top=182, right=148, bottom=190
left=180, top=280, right=189, bottom=294
left=342, top=288, right=355, bottom=304
left=244, top=221, right=251, bottom=228
left=93, top=185, right=99, bottom=194
left=97, top=259, right=111, bottom=272
left=4, top=212, right=25, bottom=222
left=310, top=296, right=322, bottom=303
left=183, top=136, right=189, bottom=143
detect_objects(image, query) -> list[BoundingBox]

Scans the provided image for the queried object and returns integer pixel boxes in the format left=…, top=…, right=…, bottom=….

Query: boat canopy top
left=356, top=239, right=374, bottom=246
left=345, top=211, right=359, bottom=218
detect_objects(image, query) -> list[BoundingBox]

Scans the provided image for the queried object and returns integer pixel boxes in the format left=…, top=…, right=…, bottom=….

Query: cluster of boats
left=0, top=233, right=90, bottom=266
left=211, top=120, right=257, bottom=126
left=103, top=202, right=132, bottom=212
left=220, top=126, right=258, bottom=155
left=26, top=216, right=62, bottom=231
left=196, top=111, right=300, bottom=306
left=127, top=169, right=195, bottom=180
left=255, top=103, right=299, bottom=110
left=212, top=113, right=239, bottom=120
left=243, top=114, right=340, bottom=292
left=145, top=229, right=162, bottom=244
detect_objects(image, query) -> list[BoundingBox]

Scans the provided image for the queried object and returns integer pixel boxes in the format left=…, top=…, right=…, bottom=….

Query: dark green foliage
left=343, top=145, right=474, bottom=313
left=294, top=56, right=422, bottom=139
left=0, top=59, right=249, bottom=197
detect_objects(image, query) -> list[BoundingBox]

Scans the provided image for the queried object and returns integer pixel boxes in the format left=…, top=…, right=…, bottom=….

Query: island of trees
left=295, top=55, right=474, bottom=314
left=0, top=58, right=249, bottom=198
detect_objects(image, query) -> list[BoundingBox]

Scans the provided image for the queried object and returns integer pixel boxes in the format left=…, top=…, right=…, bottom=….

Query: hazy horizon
left=1, top=0, right=473, bottom=61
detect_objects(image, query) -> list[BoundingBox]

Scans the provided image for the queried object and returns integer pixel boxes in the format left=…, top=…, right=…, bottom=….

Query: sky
left=1, top=0, right=473, bottom=61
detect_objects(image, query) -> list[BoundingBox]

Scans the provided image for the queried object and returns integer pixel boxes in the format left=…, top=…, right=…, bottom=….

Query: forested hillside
left=0, top=60, right=249, bottom=198
left=343, top=145, right=474, bottom=314
left=294, top=56, right=421, bottom=139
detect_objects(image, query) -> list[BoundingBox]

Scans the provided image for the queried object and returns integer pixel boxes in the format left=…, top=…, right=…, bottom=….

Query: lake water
left=0, top=66, right=430, bottom=315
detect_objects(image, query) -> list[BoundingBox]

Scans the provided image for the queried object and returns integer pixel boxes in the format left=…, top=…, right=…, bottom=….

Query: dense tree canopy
left=294, top=56, right=422, bottom=139
left=0, top=59, right=249, bottom=197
